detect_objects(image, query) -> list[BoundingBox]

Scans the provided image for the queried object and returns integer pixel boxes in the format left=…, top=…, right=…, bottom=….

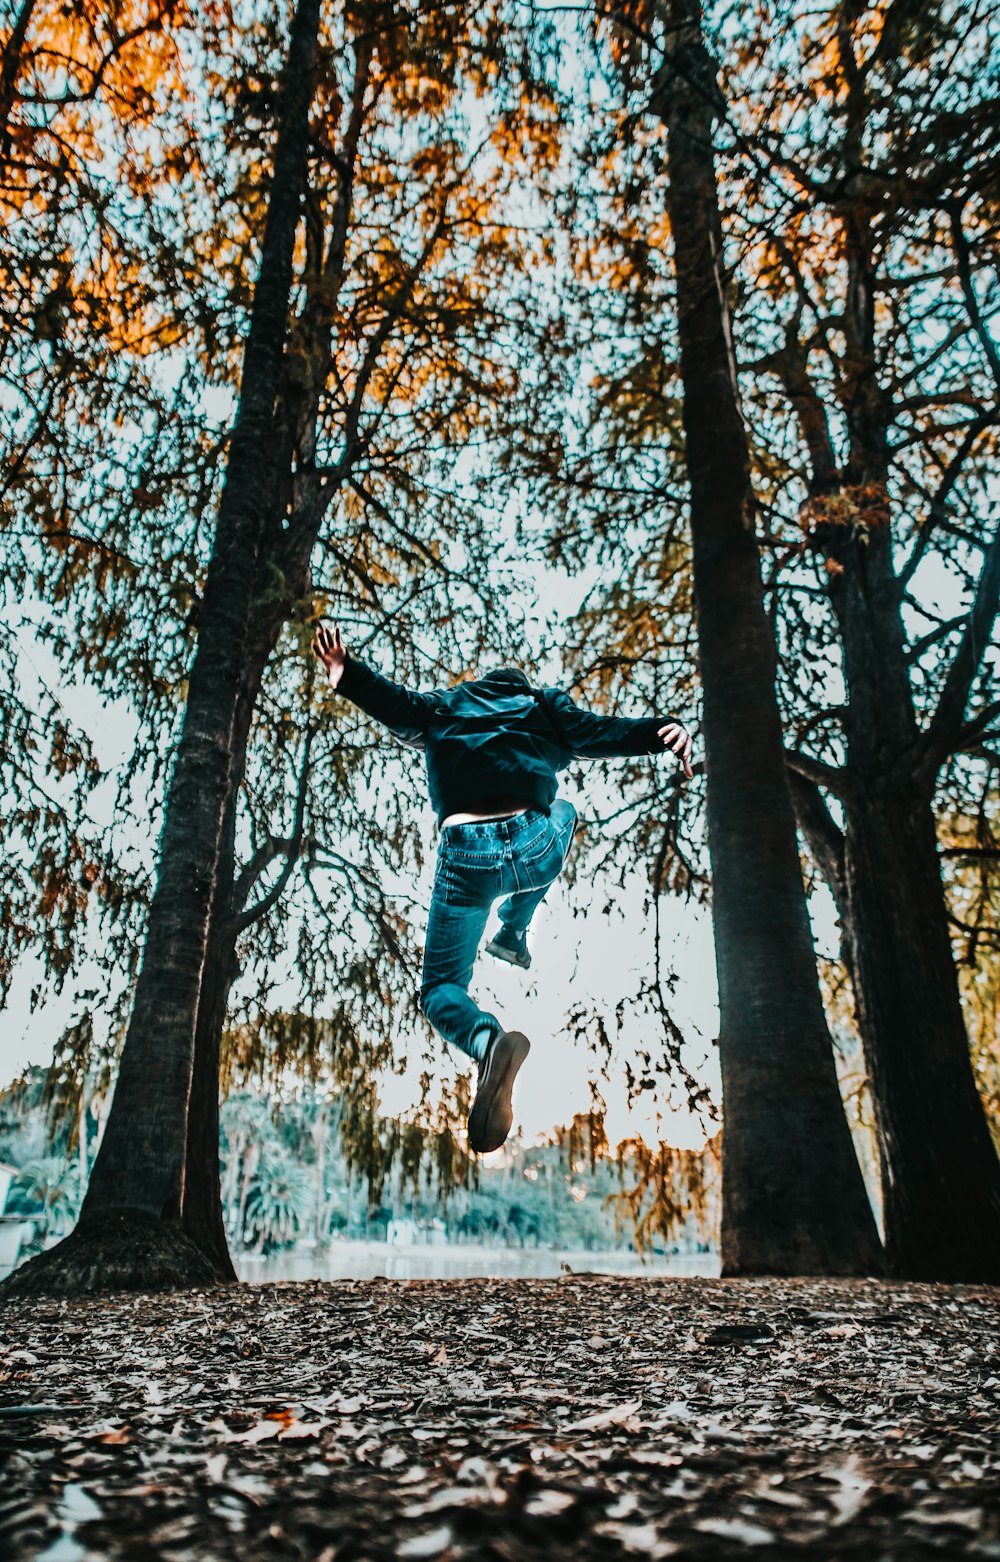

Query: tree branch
left=950, top=201, right=1000, bottom=397
left=787, top=769, right=847, bottom=915
left=906, top=613, right=967, bottom=662
left=229, top=728, right=314, bottom=935
left=921, top=517, right=1000, bottom=776
left=898, top=417, right=994, bottom=589
left=958, top=701, right=1000, bottom=748
left=784, top=746, right=851, bottom=798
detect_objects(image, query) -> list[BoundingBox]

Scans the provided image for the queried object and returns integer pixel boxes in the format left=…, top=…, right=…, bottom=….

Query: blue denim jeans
left=419, top=800, right=578, bottom=1063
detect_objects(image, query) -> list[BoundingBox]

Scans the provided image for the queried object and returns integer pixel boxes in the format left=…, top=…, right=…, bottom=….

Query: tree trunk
left=180, top=599, right=290, bottom=1275
left=808, top=133, right=1000, bottom=1277
left=179, top=854, right=241, bottom=1282
left=1, top=0, right=323, bottom=1299
left=844, top=782, right=1000, bottom=1280
left=175, top=39, right=372, bottom=1271
left=654, top=0, right=883, bottom=1275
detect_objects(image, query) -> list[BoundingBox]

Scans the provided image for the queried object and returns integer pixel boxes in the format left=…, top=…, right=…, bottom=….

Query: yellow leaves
left=340, top=487, right=366, bottom=524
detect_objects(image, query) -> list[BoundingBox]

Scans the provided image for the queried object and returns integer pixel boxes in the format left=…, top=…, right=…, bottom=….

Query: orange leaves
left=25, top=0, right=191, bottom=122
left=490, top=89, right=563, bottom=174
left=4, top=0, right=200, bottom=205
left=799, top=483, right=891, bottom=542
left=800, top=2, right=893, bottom=106
left=388, top=63, right=454, bottom=117
left=599, top=0, right=656, bottom=84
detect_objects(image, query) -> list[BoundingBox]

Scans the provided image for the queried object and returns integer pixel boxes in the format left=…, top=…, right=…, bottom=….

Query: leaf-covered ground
left=1, top=1276, right=998, bottom=1559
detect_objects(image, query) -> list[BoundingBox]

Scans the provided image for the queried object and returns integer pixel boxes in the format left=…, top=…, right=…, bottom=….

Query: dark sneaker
left=486, top=925, right=531, bottom=969
left=468, top=1030, right=531, bottom=1154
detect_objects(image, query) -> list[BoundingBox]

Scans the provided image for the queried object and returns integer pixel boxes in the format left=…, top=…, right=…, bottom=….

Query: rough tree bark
left=652, top=0, right=884, bottom=1276
left=178, top=51, right=373, bottom=1273
left=789, top=510, right=1000, bottom=1281
left=0, top=0, right=323, bottom=1298
left=180, top=614, right=311, bottom=1277
left=779, top=14, right=1000, bottom=1280
left=830, top=226, right=1000, bottom=1285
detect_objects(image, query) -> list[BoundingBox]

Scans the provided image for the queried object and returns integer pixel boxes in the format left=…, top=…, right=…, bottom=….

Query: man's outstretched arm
left=312, top=623, right=430, bottom=748
left=547, top=689, right=693, bottom=778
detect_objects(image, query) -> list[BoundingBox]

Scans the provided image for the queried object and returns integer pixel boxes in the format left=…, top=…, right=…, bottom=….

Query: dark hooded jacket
left=336, top=657, right=679, bottom=824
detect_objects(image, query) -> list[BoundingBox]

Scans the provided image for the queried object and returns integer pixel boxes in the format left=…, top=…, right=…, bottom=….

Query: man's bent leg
left=420, top=865, right=501, bottom=1063
left=496, top=800, right=578, bottom=936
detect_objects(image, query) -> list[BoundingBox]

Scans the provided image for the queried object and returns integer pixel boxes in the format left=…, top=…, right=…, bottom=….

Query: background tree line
left=0, top=1065, right=719, bottom=1258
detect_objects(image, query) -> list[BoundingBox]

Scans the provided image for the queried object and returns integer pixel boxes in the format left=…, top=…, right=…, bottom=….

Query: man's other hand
left=312, top=622, right=347, bottom=690
left=658, top=721, right=693, bottom=780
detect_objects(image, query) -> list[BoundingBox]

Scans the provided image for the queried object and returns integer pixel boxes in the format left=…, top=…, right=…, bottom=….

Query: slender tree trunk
left=827, top=472, right=1000, bottom=1284
left=313, top=1116, right=327, bottom=1242
left=174, top=42, right=371, bottom=1268
left=179, top=837, right=241, bottom=1282
left=1, top=0, right=323, bottom=1299
left=77, top=1093, right=87, bottom=1192
left=180, top=608, right=287, bottom=1275
left=654, top=0, right=883, bottom=1275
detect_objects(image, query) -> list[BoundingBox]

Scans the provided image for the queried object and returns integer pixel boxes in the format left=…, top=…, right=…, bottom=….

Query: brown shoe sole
left=468, top=1031, right=531, bottom=1154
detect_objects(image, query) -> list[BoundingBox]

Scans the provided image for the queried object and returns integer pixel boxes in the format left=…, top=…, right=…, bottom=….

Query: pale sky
left=2, top=515, right=974, bottom=1160
left=2, top=600, right=726, bottom=1153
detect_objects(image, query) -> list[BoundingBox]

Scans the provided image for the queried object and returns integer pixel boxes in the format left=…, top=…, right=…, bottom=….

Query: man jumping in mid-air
left=313, top=624, right=693, bottom=1155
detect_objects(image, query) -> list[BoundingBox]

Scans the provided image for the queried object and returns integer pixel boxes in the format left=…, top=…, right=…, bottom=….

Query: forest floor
left=1, top=1275, right=998, bottom=1560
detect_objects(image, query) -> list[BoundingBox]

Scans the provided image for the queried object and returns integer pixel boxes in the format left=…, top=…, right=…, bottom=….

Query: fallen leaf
left=397, top=1525, right=453, bottom=1558
left=695, top=1516, right=775, bottom=1546
left=567, top=1399, right=643, bottom=1432
left=222, top=1420, right=282, bottom=1445
left=524, top=1490, right=576, bottom=1517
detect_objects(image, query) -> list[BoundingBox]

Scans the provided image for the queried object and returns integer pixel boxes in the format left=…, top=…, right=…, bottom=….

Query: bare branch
left=784, top=746, right=850, bottom=798
left=787, top=769, right=847, bottom=915
left=958, top=701, right=1000, bottom=748
left=950, top=202, right=1000, bottom=397
left=894, top=388, right=997, bottom=594
left=906, top=613, right=967, bottom=662
left=230, top=728, right=315, bottom=934
left=921, top=517, right=1000, bottom=777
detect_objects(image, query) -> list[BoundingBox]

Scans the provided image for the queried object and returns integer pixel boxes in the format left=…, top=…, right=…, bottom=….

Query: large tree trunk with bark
left=789, top=156, right=1000, bottom=1278
left=177, top=43, right=372, bottom=1273
left=0, top=0, right=323, bottom=1299
left=843, top=780, right=1000, bottom=1280
left=654, top=0, right=883, bottom=1276
left=800, top=519, right=1000, bottom=1280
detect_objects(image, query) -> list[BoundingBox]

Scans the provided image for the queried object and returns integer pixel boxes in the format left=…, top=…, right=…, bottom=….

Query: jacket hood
left=464, top=667, right=533, bottom=694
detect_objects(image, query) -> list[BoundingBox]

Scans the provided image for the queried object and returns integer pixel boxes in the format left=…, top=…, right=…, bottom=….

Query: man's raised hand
left=658, top=721, right=693, bottom=780
left=312, top=622, right=347, bottom=690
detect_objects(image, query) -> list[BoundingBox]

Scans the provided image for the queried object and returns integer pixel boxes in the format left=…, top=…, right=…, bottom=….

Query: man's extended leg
left=491, top=799, right=577, bottom=950
left=419, top=861, right=502, bottom=1064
